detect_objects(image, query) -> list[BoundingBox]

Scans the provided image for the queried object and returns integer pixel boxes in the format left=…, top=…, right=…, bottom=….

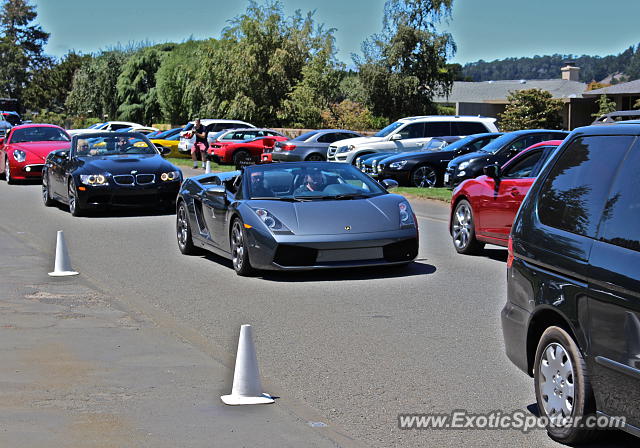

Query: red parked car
left=1, top=124, right=70, bottom=183
left=449, top=140, right=562, bottom=254
left=208, top=135, right=288, bottom=165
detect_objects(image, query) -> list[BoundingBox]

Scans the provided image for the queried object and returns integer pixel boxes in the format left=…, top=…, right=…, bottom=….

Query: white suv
left=327, top=116, right=498, bottom=164
left=178, top=119, right=255, bottom=154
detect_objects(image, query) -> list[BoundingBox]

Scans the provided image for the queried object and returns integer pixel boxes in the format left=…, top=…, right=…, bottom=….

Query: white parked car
left=67, top=121, right=144, bottom=136
left=177, top=119, right=255, bottom=154
left=327, top=116, right=498, bottom=164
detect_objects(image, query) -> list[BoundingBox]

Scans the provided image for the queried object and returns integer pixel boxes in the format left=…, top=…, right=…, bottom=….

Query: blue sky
left=34, top=0, right=640, bottom=65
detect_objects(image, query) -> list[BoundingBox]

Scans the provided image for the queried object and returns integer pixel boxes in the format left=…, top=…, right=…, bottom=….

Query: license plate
left=444, top=173, right=450, bottom=184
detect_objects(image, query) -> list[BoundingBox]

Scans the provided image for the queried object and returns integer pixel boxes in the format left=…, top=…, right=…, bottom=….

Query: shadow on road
left=259, top=260, right=436, bottom=282
left=49, top=202, right=175, bottom=218
left=526, top=403, right=638, bottom=447
left=483, top=247, right=508, bottom=262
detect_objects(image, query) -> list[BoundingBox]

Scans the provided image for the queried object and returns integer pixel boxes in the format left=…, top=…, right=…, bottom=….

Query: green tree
left=116, top=45, right=172, bottom=124
left=355, top=0, right=456, bottom=121
left=0, top=0, right=50, bottom=100
left=66, top=50, right=130, bottom=120
left=499, top=88, right=564, bottom=131
left=592, top=94, right=616, bottom=118
left=320, top=100, right=385, bottom=131
left=156, top=40, right=205, bottom=125
left=22, top=52, right=90, bottom=112
left=279, top=34, right=344, bottom=128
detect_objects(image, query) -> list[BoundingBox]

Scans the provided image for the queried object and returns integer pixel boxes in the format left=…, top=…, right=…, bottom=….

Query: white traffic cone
left=48, top=230, right=79, bottom=277
left=221, top=324, right=274, bottom=405
left=205, top=160, right=211, bottom=173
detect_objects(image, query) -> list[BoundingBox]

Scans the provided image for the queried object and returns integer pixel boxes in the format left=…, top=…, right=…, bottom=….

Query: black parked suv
left=445, top=130, right=568, bottom=188
left=502, top=124, right=640, bottom=443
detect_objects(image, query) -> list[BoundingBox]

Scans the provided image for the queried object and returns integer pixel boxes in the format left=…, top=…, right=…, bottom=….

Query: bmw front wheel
left=411, top=164, right=438, bottom=188
left=68, top=180, right=84, bottom=217
left=42, top=172, right=55, bottom=206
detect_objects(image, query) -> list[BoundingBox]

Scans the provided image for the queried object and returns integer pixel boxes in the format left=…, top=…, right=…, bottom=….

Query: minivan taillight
left=507, top=236, right=514, bottom=268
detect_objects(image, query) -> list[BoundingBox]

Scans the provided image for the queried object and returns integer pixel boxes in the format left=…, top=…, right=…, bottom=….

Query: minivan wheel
left=534, top=326, right=597, bottom=444
left=451, top=199, right=484, bottom=254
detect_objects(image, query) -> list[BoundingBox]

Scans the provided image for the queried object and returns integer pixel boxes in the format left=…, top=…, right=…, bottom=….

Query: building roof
left=433, top=79, right=587, bottom=104
left=583, top=79, right=640, bottom=96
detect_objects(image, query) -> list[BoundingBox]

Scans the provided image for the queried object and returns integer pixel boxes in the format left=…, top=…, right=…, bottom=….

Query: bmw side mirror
left=381, top=179, right=399, bottom=190
left=390, top=134, right=402, bottom=141
left=483, top=164, right=500, bottom=179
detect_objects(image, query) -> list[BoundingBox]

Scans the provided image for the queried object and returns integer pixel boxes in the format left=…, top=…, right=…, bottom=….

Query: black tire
left=233, top=150, right=251, bottom=165
left=67, top=179, right=84, bottom=217
left=305, top=153, right=324, bottom=162
left=176, top=201, right=201, bottom=255
left=230, top=218, right=255, bottom=276
left=451, top=199, right=484, bottom=254
left=534, top=326, right=598, bottom=444
left=42, top=172, right=55, bottom=206
left=5, top=158, right=14, bottom=184
left=411, top=164, right=439, bottom=188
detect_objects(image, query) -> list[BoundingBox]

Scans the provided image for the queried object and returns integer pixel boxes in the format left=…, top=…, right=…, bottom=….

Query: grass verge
left=395, top=187, right=452, bottom=202
left=167, top=158, right=236, bottom=172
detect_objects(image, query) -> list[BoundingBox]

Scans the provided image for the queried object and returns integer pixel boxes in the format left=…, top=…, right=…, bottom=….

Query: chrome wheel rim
left=177, top=205, right=189, bottom=247
left=231, top=221, right=245, bottom=271
left=452, top=203, right=473, bottom=249
left=68, top=183, right=76, bottom=215
left=5, top=159, right=10, bottom=182
left=413, top=166, right=437, bottom=188
left=539, top=342, right=575, bottom=426
left=42, top=176, right=49, bottom=204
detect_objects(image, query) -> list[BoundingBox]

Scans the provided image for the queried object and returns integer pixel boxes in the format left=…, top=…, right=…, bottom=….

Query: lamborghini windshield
left=73, top=132, right=157, bottom=156
left=246, top=162, right=387, bottom=200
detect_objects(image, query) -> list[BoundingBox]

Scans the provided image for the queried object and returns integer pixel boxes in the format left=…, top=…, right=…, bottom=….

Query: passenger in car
left=294, top=171, right=325, bottom=194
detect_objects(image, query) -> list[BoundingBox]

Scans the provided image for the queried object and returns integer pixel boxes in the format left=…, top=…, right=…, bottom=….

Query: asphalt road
left=0, top=178, right=635, bottom=447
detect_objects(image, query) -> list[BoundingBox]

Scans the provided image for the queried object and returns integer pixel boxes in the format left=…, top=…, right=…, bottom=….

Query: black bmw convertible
left=42, top=132, right=182, bottom=216
left=176, top=162, right=419, bottom=275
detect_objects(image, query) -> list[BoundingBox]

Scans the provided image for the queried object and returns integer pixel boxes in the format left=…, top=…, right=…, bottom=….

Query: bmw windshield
left=477, top=133, right=518, bottom=154
left=246, top=162, right=387, bottom=200
left=73, top=132, right=158, bottom=156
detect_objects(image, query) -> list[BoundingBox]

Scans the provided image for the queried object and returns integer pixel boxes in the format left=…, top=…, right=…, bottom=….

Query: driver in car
left=249, top=171, right=272, bottom=197
left=294, top=171, right=325, bottom=194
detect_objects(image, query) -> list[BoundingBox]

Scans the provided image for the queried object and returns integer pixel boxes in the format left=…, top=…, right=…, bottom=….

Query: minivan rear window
left=598, top=143, right=640, bottom=252
left=537, top=135, right=634, bottom=238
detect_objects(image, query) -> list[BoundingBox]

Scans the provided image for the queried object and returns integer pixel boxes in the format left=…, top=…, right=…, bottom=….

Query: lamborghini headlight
left=80, top=173, right=109, bottom=186
left=399, top=202, right=415, bottom=228
left=252, top=208, right=292, bottom=234
left=13, top=150, right=26, bottom=162
left=389, top=160, right=408, bottom=170
left=160, top=170, right=180, bottom=181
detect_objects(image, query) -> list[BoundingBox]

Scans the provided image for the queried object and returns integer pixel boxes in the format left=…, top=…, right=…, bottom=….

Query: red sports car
left=449, top=140, right=563, bottom=254
left=208, top=135, right=288, bottom=165
left=1, top=124, right=70, bottom=183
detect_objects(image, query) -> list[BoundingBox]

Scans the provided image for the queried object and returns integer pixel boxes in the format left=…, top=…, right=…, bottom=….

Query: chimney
left=561, top=60, right=580, bottom=82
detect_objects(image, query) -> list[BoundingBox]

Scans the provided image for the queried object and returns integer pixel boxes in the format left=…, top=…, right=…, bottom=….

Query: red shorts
left=191, top=142, right=207, bottom=154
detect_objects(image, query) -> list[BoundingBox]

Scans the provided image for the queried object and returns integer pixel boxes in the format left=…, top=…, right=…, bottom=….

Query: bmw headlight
left=252, top=208, right=292, bottom=234
left=160, top=170, right=180, bottom=181
left=80, top=173, right=109, bottom=186
left=399, top=202, right=415, bottom=228
left=13, top=149, right=26, bottom=162
left=389, top=160, right=408, bottom=170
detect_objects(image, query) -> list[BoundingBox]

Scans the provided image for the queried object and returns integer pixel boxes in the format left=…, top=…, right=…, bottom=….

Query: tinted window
left=452, top=122, right=488, bottom=135
left=110, top=124, right=130, bottom=131
left=506, top=134, right=546, bottom=153
left=424, top=122, right=451, bottom=137
left=598, top=143, right=640, bottom=252
left=397, top=123, right=425, bottom=139
left=293, top=131, right=320, bottom=141
left=503, top=149, right=545, bottom=179
left=317, top=133, right=337, bottom=143
left=538, top=135, right=634, bottom=238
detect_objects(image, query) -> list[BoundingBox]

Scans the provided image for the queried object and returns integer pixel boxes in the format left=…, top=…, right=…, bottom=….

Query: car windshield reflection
left=74, top=132, right=157, bottom=157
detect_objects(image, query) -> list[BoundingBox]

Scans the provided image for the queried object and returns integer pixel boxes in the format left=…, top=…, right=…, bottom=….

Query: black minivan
left=502, top=124, right=640, bottom=443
